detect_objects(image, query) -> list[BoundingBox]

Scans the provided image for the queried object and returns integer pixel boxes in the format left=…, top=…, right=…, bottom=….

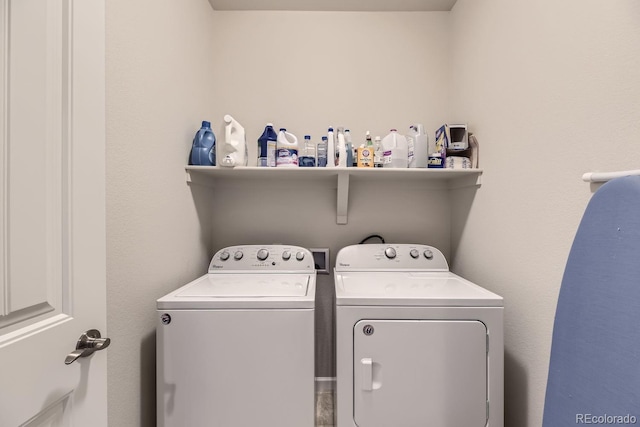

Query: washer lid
left=335, top=271, right=502, bottom=307
left=157, top=273, right=315, bottom=309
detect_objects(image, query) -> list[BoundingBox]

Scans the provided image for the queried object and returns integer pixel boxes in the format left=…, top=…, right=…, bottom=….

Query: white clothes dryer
left=334, top=244, right=503, bottom=427
left=157, top=245, right=316, bottom=427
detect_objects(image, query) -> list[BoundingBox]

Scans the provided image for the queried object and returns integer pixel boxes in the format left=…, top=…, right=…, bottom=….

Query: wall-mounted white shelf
left=209, top=0, right=457, bottom=12
left=186, top=166, right=482, bottom=225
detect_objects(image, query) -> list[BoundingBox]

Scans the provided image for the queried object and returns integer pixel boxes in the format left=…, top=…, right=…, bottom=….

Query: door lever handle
left=65, top=329, right=111, bottom=365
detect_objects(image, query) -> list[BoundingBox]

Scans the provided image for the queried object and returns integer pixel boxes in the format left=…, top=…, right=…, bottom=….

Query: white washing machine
left=334, top=244, right=503, bottom=427
left=157, top=245, right=316, bottom=427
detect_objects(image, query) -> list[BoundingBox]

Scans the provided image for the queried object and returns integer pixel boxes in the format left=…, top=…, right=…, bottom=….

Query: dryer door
left=353, top=320, right=487, bottom=427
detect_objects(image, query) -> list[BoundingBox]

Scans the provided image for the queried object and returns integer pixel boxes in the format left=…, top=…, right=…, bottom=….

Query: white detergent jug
left=407, top=124, right=428, bottom=168
left=276, top=128, right=299, bottom=167
left=220, top=114, right=248, bottom=167
left=382, top=129, right=408, bottom=168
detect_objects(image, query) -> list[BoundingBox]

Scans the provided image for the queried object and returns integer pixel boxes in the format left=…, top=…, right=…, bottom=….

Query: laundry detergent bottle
left=276, top=129, right=299, bottom=167
left=189, top=121, right=216, bottom=166
left=408, top=124, right=429, bottom=168
left=220, top=114, right=248, bottom=167
left=258, top=123, right=278, bottom=167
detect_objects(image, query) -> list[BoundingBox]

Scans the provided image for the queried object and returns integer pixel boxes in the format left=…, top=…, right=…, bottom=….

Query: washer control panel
left=335, top=244, right=449, bottom=271
left=209, top=245, right=314, bottom=272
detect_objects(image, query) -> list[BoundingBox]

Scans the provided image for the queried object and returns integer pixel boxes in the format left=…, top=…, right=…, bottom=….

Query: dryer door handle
left=361, top=358, right=373, bottom=391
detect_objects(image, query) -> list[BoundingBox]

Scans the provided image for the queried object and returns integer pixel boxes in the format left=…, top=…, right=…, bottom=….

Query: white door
left=353, top=319, right=488, bottom=427
left=0, top=0, right=106, bottom=426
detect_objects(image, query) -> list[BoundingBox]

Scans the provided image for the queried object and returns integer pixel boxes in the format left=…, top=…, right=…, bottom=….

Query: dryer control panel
left=335, top=244, right=449, bottom=272
left=209, top=245, right=315, bottom=272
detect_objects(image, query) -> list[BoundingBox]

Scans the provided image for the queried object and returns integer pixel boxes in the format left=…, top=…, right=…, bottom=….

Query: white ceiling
left=209, top=0, right=458, bottom=12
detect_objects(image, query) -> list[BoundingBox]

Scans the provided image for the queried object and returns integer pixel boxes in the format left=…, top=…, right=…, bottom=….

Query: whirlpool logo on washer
left=338, top=262, right=350, bottom=267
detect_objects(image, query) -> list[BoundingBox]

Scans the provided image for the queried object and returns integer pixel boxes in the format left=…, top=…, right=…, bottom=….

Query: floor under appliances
left=334, top=243, right=503, bottom=427
left=157, top=245, right=316, bottom=427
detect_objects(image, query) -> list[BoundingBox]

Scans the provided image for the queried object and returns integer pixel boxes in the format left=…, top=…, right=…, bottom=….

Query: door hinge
left=487, top=400, right=490, bottom=420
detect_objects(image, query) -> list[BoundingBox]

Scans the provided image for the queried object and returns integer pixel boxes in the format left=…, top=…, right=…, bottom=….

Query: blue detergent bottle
left=189, top=121, right=216, bottom=166
left=258, top=123, right=278, bottom=167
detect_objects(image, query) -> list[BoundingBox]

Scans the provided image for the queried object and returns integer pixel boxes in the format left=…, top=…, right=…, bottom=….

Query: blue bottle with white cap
left=189, top=121, right=216, bottom=166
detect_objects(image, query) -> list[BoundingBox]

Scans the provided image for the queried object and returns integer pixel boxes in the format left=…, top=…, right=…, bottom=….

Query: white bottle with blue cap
left=276, top=128, right=299, bottom=167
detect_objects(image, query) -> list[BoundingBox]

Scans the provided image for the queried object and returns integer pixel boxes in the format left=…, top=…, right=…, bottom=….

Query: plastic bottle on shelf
left=381, top=130, right=395, bottom=168
left=326, top=127, right=336, bottom=168
left=382, top=129, right=408, bottom=168
left=299, top=135, right=316, bottom=167
left=220, top=114, right=248, bottom=167
left=373, top=136, right=383, bottom=168
left=336, top=127, right=347, bottom=167
left=345, top=129, right=355, bottom=167
left=317, top=136, right=328, bottom=167
left=258, top=123, right=278, bottom=167
left=407, top=124, right=429, bottom=168
left=189, top=121, right=216, bottom=166
left=365, top=131, right=373, bottom=148
left=276, top=128, right=299, bottom=167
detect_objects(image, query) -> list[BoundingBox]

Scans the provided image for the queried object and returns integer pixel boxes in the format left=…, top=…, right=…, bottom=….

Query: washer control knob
left=295, top=251, right=305, bottom=261
left=424, top=249, right=434, bottom=260
left=384, top=247, right=397, bottom=259
left=410, top=249, right=420, bottom=259
left=256, top=249, right=269, bottom=261
left=234, top=251, right=243, bottom=260
left=282, top=250, right=291, bottom=261
left=220, top=251, right=230, bottom=261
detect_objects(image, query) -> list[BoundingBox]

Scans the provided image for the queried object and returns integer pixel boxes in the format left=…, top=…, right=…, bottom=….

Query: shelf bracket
left=337, top=171, right=349, bottom=225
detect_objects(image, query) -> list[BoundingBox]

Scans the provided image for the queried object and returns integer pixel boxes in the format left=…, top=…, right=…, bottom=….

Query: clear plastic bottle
left=317, top=136, right=328, bottom=167
left=382, top=129, right=408, bottom=168
left=365, top=131, right=373, bottom=148
left=373, top=136, right=383, bottom=168
left=345, top=129, right=354, bottom=167
left=299, top=135, right=316, bottom=167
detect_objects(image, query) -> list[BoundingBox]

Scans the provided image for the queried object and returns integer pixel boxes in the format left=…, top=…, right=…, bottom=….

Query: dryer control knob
left=256, top=249, right=269, bottom=261
left=234, top=251, right=244, bottom=260
left=295, top=251, right=305, bottom=261
left=424, top=249, right=434, bottom=260
left=410, top=249, right=420, bottom=259
left=282, top=250, right=291, bottom=261
left=220, top=251, right=230, bottom=261
left=384, top=247, right=397, bottom=259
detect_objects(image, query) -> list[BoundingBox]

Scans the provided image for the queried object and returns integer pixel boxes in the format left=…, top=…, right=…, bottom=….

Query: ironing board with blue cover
left=543, top=176, right=640, bottom=425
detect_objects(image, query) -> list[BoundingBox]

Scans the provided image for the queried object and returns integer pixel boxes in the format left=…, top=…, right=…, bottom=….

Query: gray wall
left=106, top=0, right=217, bottom=424
left=449, top=1, right=640, bottom=426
